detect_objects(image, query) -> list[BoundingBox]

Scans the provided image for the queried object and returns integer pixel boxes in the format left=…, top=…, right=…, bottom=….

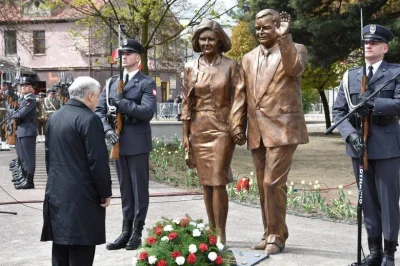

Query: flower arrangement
left=133, top=216, right=231, bottom=266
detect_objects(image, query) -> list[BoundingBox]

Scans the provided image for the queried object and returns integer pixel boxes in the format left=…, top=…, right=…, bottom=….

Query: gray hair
left=68, top=76, right=100, bottom=99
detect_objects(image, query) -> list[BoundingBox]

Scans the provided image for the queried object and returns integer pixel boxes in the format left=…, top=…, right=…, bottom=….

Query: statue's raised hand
left=276, top=11, right=291, bottom=37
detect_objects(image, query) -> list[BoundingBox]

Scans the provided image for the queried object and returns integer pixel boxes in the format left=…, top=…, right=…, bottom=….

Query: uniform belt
left=22, top=119, right=34, bottom=123
left=370, top=115, right=399, bottom=126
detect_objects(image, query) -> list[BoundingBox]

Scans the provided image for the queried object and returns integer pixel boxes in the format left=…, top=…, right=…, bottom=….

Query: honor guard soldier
left=36, top=92, right=46, bottom=143
left=333, top=24, right=400, bottom=266
left=7, top=77, right=37, bottom=189
left=94, top=38, right=157, bottom=250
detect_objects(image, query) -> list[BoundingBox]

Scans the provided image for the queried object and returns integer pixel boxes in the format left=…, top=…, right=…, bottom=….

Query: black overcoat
left=41, top=99, right=112, bottom=245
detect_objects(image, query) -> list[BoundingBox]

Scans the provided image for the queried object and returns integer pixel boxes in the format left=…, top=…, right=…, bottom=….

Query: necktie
left=124, top=74, right=129, bottom=86
left=367, top=66, right=373, bottom=81
left=258, top=49, right=269, bottom=74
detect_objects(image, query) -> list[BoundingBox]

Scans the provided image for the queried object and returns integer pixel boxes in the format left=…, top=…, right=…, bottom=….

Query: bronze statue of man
left=230, top=9, right=309, bottom=255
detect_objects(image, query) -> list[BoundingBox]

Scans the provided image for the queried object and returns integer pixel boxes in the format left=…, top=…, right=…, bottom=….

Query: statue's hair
left=192, top=19, right=231, bottom=53
left=255, top=9, right=281, bottom=28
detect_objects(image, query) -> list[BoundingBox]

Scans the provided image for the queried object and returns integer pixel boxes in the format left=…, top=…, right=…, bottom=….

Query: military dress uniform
left=36, top=92, right=47, bottom=142
left=333, top=25, right=400, bottom=265
left=8, top=77, right=37, bottom=189
left=94, top=38, right=157, bottom=251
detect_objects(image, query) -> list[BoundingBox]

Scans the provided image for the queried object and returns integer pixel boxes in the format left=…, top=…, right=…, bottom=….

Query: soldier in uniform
left=36, top=92, right=46, bottom=143
left=44, top=88, right=61, bottom=116
left=7, top=77, right=37, bottom=189
left=333, top=25, right=400, bottom=266
left=94, top=38, right=157, bottom=251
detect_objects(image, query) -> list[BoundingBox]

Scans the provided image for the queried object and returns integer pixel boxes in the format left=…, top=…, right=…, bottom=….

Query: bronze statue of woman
left=181, top=19, right=240, bottom=244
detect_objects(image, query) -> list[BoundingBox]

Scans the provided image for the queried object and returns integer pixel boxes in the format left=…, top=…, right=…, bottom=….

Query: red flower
left=168, top=232, right=178, bottom=240
left=171, top=251, right=181, bottom=258
left=187, top=253, right=197, bottom=264
left=199, top=243, right=208, bottom=252
left=139, top=251, right=148, bottom=260
left=236, top=177, right=250, bottom=191
left=180, top=217, right=190, bottom=227
left=154, top=226, right=163, bottom=236
left=215, top=256, right=223, bottom=265
left=157, top=260, right=168, bottom=266
left=146, top=236, right=157, bottom=245
left=209, top=235, right=217, bottom=245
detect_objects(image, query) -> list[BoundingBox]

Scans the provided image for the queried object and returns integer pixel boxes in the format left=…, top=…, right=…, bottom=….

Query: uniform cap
left=19, top=77, right=34, bottom=85
left=119, top=38, right=144, bottom=54
left=46, top=88, right=56, bottom=93
left=363, top=24, right=394, bottom=43
left=38, top=92, right=46, bottom=97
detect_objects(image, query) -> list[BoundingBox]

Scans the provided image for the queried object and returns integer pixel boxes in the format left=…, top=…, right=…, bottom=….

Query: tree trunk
left=318, top=90, right=332, bottom=130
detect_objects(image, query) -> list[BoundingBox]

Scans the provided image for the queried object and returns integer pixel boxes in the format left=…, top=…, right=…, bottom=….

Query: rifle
left=360, top=10, right=369, bottom=171
left=109, top=24, right=125, bottom=160
left=5, top=59, right=21, bottom=146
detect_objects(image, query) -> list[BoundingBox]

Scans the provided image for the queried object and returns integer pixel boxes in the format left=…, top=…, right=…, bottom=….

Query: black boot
left=106, top=219, right=133, bottom=250
left=126, top=220, right=145, bottom=250
left=12, top=169, right=24, bottom=182
left=15, top=173, right=34, bottom=189
left=351, top=237, right=383, bottom=266
left=381, top=240, right=397, bottom=266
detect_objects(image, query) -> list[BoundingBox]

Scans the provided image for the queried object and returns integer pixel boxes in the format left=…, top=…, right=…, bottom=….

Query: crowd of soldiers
left=1, top=80, right=62, bottom=190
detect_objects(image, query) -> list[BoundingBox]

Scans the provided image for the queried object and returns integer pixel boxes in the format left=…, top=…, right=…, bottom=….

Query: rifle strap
left=106, top=77, right=117, bottom=114
left=342, top=70, right=357, bottom=111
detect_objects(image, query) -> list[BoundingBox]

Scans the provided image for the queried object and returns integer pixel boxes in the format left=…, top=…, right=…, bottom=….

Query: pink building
left=0, top=1, right=182, bottom=101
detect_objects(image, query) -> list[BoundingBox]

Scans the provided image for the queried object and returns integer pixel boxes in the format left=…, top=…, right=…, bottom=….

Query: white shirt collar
left=124, top=69, right=140, bottom=82
left=367, top=60, right=382, bottom=75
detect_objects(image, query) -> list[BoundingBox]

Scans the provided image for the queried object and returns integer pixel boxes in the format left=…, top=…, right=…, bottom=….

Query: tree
left=226, top=21, right=256, bottom=61
left=236, top=0, right=400, bottom=128
left=48, top=0, right=232, bottom=75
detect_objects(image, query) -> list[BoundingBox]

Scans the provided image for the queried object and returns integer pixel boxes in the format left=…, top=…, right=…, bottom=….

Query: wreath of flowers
left=133, top=216, right=231, bottom=266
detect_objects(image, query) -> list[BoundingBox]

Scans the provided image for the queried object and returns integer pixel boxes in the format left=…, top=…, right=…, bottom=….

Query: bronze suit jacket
left=182, top=55, right=240, bottom=123
left=230, top=34, right=309, bottom=149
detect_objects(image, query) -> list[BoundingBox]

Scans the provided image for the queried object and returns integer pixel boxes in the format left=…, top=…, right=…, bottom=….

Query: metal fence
left=155, top=103, right=182, bottom=120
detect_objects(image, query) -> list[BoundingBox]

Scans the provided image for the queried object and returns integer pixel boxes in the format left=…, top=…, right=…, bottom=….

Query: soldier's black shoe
left=126, top=220, right=145, bottom=250
left=125, top=233, right=142, bottom=250
left=15, top=174, right=34, bottom=189
left=381, top=240, right=397, bottom=266
left=351, top=237, right=383, bottom=266
left=106, top=219, right=133, bottom=250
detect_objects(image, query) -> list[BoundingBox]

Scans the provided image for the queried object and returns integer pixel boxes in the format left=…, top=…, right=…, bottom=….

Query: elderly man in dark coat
left=41, top=76, right=112, bottom=266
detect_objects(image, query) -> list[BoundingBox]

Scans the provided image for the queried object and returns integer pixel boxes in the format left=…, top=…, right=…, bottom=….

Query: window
left=33, top=30, right=46, bottom=54
left=4, top=31, right=17, bottom=55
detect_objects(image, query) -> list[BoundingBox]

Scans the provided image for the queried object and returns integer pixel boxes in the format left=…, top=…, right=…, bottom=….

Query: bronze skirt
left=190, top=111, right=234, bottom=186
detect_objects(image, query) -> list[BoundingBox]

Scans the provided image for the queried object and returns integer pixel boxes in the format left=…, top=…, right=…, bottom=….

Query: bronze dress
left=188, top=55, right=236, bottom=186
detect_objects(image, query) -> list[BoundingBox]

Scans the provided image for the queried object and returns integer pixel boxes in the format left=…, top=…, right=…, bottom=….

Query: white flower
left=313, top=185, right=317, bottom=189
left=196, top=223, right=205, bottom=231
left=290, top=181, right=294, bottom=186
left=176, top=256, right=185, bottom=265
left=173, top=219, right=180, bottom=224
left=338, top=185, right=344, bottom=189
left=189, top=221, right=197, bottom=226
left=161, top=236, right=169, bottom=242
left=309, top=182, right=312, bottom=186
left=208, top=252, right=218, bottom=261
left=317, top=184, right=321, bottom=189
left=193, top=229, right=201, bottom=237
left=249, top=179, right=253, bottom=186
left=188, top=244, right=197, bottom=253
left=250, top=171, right=254, bottom=176
left=148, top=256, right=157, bottom=264
left=164, top=224, right=173, bottom=232
left=315, top=180, right=319, bottom=184
left=348, top=191, right=352, bottom=195
left=132, top=257, right=138, bottom=266
left=301, top=180, right=305, bottom=185
left=216, top=242, right=224, bottom=251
